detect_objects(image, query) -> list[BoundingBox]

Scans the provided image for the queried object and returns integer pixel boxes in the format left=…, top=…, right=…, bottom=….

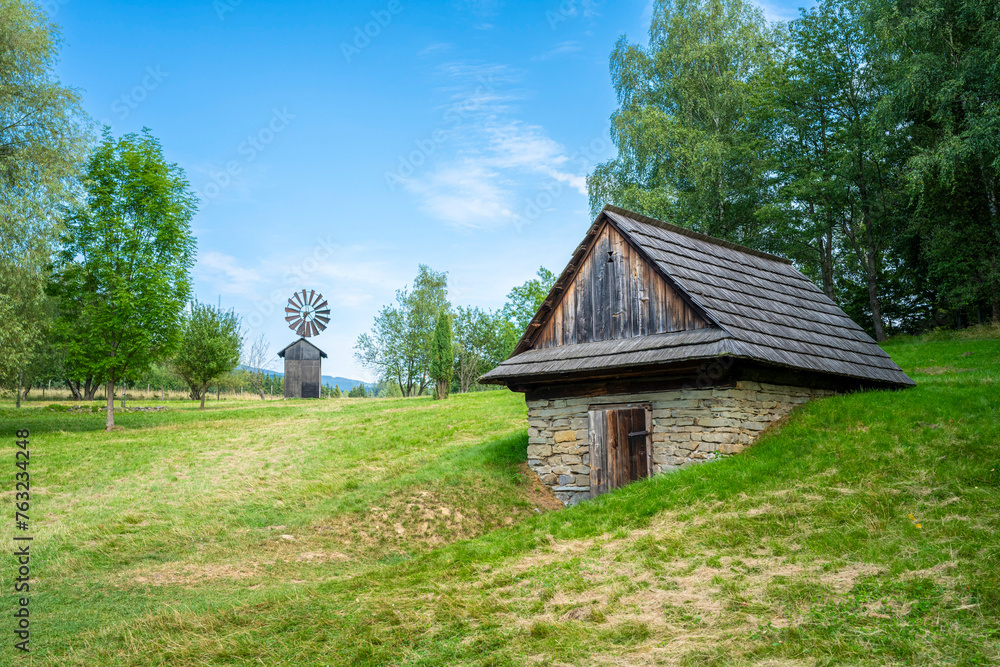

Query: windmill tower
left=277, top=290, right=330, bottom=398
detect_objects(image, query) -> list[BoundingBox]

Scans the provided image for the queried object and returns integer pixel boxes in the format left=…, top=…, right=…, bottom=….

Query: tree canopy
left=429, top=309, right=453, bottom=400
left=354, top=265, right=449, bottom=396
left=589, top=0, right=1000, bottom=334
left=173, top=301, right=243, bottom=409
left=0, top=0, right=90, bottom=389
left=51, top=129, right=197, bottom=428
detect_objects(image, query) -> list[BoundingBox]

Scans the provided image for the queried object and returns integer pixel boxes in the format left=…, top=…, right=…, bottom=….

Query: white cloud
left=196, top=250, right=263, bottom=299
left=389, top=64, right=595, bottom=230
left=417, top=42, right=452, bottom=57
left=532, top=40, right=584, bottom=61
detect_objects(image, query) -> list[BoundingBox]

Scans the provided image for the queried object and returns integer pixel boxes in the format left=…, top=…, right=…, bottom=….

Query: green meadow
left=1, top=328, right=998, bottom=665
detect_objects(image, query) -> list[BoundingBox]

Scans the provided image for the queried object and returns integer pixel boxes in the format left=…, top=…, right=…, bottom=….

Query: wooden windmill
left=277, top=290, right=329, bottom=398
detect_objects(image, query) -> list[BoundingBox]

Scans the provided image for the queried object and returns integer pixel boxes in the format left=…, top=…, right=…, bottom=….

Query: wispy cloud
left=195, top=244, right=403, bottom=309
left=389, top=63, right=592, bottom=230
left=532, top=40, right=584, bottom=61
left=417, top=42, right=452, bottom=57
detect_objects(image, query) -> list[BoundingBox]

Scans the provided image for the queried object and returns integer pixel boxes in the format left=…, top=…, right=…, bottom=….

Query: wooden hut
left=278, top=338, right=327, bottom=399
left=481, top=206, right=914, bottom=505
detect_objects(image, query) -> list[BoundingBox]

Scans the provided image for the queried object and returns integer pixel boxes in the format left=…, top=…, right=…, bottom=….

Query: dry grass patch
left=495, top=510, right=888, bottom=662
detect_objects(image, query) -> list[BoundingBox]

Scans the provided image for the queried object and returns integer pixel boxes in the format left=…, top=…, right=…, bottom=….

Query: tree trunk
left=16, top=372, right=22, bottom=409
left=105, top=380, right=115, bottom=431
left=866, top=251, right=886, bottom=341
left=200, top=383, right=207, bottom=409
left=819, top=226, right=836, bottom=302
left=857, top=163, right=886, bottom=342
left=66, top=378, right=82, bottom=401
left=436, top=379, right=449, bottom=400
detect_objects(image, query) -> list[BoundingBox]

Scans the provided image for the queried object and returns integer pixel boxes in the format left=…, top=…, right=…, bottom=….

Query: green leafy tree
left=501, top=267, right=556, bottom=337
left=0, top=0, right=89, bottom=392
left=588, top=0, right=778, bottom=246
left=348, top=383, right=368, bottom=398
left=429, top=310, right=453, bottom=400
left=333, top=384, right=341, bottom=398
left=173, top=301, right=243, bottom=409
left=878, top=0, right=1000, bottom=321
left=355, top=265, right=449, bottom=396
left=50, top=129, right=197, bottom=429
left=454, top=306, right=513, bottom=392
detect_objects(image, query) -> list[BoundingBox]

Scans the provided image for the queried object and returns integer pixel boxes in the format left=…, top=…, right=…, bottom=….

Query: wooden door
left=589, top=405, right=651, bottom=498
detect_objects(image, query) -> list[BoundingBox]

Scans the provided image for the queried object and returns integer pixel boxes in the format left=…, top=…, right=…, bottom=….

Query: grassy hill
left=2, top=328, right=998, bottom=665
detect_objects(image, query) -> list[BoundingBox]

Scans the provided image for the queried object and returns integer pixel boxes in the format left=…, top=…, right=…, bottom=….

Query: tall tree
left=429, top=310, right=453, bottom=400
left=879, top=0, right=1000, bottom=321
left=51, top=129, right=197, bottom=429
left=355, top=265, right=449, bottom=396
left=769, top=0, right=901, bottom=339
left=501, top=266, right=557, bottom=336
left=173, top=301, right=243, bottom=409
left=588, top=0, right=778, bottom=246
left=453, top=306, right=512, bottom=393
left=0, top=0, right=89, bottom=391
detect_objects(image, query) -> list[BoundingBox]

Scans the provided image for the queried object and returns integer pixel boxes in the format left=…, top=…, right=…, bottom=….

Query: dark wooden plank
left=644, top=408, right=653, bottom=477
left=616, top=408, right=630, bottom=488
left=593, top=227, right=608, bottom=342
left=578, top=252, right=590, bottom=344
left=606, top=408, right=619, bottom=489
left=589, top=409, right=607, bottom=498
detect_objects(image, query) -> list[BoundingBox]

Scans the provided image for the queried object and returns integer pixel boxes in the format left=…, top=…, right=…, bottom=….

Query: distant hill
left=238, top=366, right=373, bottom=392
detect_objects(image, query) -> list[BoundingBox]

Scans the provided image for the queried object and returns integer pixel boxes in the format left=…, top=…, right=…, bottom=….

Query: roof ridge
left=602, top=205, right=793, bottom=265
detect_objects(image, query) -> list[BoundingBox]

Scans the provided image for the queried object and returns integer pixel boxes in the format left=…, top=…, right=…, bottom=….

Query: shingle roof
left=482, top=206, right=914, bottom=388
left=277, top=337, right=328, bottom=359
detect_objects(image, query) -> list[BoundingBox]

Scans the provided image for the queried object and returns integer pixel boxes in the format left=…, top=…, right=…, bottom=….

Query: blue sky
left=50, top=0, right=810, bottom=380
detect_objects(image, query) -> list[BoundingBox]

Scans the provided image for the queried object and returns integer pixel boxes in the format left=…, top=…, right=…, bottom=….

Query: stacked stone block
left=526, top=381, right=834, bottom=505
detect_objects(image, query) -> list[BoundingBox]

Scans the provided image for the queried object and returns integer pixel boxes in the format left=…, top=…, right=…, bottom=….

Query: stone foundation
left=526, top=381, right=834, bottom=505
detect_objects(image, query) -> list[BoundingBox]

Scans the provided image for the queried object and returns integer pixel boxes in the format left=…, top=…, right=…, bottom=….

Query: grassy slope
left=3, top=330, right=999, bottom=665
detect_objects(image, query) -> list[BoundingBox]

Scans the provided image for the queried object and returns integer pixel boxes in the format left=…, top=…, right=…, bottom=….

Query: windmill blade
left=307, top=289, right=317, bottom=306
left=300, top=289, right=309, bottom=307
left=309, top=321, right=319, bottom=337
left=291, top=292, right=304, bottom=308
left=285, top=314, right=301, bottom=323
left=296, top=321, right=308, bottom=336
left=314, top=300, right=328, bottom=310
left=315, top=308, right=331, bottom=317
left=315, top=320, right=328, bottom=332
left=315, top=315, right=331, bottom=326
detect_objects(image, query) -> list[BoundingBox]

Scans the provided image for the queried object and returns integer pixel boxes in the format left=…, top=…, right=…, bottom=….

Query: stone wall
left=526, top=381, right=834, bottom=505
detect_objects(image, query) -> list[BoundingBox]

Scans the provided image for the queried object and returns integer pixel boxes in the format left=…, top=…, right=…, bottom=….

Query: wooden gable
left=531, top=222, right=711, bottom=350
